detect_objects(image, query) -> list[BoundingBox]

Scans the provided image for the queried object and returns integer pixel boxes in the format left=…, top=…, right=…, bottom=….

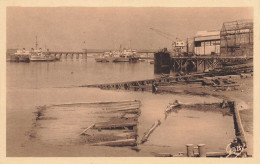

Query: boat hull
left=114, top=57, right=138, bottom=62
left=55, top=56, right=61, bottom=61
left=105, top=57, right=116, bottom=62
left=114, top=57, right=129, bottom=62
left=30, top=56, right=56, bottom=62
left=9, top=55, right=19, bottom=62
left=95, top=58, right=108, bottom=62
left=18, top=55, right=30, bottom=62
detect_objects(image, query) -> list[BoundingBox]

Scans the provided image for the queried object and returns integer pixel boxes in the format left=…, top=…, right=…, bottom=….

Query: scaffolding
left=220, top=19, right=253, bottom=57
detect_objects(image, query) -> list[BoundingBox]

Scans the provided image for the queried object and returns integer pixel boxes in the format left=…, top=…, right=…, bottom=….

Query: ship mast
left=35, top=36, right=38, bottom=50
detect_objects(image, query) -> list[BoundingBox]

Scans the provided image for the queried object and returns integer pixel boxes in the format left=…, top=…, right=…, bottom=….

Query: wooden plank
left=102, top=104, right=140, bottom=110
left=106, top=108, right=140, bottom=113
left=212, top=84, right=239, bottom=87
left=114, top=132, right=136, bottom=138
left=233, top=102, right=247, bottom=144
left=121, top=113, right=139, bottom=118
left=50, top=100, right=139, bottom=107
left=90, top=139, right=136, bottom=146
left=80, top=124, right=95, bottom=135
left=94, top=122, right=137, bottom=129
left=140, top=120, right=161, bottom=144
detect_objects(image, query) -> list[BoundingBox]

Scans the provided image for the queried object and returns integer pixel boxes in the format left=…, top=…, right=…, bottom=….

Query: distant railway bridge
left=48, top=49, right=157, bottom=59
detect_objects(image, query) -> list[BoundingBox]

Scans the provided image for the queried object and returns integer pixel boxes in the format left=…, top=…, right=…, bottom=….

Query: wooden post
left=196, top=59, right=198, bottom=72
left=186, top=144, right=194, bottom=157
left=233, top=102, right=247, bottom=145
left=173, top=59, right=175, bottom=72
left=180, top=59, right=182, bottom=72
left=80, top=124, right=95, bottom=135
left=140, top=120, right=161, bottom=144
left=212, top=58, right=215, bottom=69
left=198, top=144, right=206, bottom=157
left=203, top=60, right=206, bottom=71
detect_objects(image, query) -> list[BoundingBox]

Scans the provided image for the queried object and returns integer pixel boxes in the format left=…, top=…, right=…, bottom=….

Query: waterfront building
left=220, top=19, right=253, bottom=57
left=194, top=30, right=221, bottom=56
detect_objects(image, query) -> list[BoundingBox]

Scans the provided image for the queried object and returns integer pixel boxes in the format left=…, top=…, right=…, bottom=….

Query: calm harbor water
left=6, top=57, right=235, bottom=157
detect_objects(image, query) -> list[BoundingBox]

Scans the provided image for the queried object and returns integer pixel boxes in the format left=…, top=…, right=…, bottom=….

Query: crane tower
left=149, top=28, right=186, bottom=56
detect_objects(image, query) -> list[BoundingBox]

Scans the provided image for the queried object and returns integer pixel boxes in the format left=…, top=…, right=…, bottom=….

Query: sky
left=6, top=7, right=253, bottom=51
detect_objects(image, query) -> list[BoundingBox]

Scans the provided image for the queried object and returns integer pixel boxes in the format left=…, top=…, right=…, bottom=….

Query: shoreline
left=84, top=62, right=253, bottom=156
left=6, top=59, right=253, bottom=157
left=155, top=75, right=253, bottom=156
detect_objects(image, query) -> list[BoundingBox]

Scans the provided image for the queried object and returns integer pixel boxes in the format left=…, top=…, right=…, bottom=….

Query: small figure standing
left=152, top=82, right=158, bottom=93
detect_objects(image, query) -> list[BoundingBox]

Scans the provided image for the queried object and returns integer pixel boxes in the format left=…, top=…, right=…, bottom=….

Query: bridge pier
left=83, top=49, right=87, bottom=59
left=171, top=57, right=249, bottom=73
left=65, top=53, right=68, bottom=59
left=76, top=53, right=79, bottom=59
left=49, top=51, right=88, bottom=59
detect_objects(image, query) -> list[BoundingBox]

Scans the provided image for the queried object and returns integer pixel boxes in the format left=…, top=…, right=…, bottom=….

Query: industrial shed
left=220, top=19, right=253, bottom=57
left=194, top=30, right=220, bottom=56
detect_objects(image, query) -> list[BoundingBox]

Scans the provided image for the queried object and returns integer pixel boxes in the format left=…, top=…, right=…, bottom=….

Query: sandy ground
left=207, top=77, right=253, bottom=156
left=7, top=87, right=224, bottom=157
left=6, top=68, right=253, bottom=157
left=161, top=76, right=254, bottom=155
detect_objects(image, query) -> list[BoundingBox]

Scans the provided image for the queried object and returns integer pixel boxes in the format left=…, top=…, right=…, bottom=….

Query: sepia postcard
left=0, top=0, right=260, bottom=164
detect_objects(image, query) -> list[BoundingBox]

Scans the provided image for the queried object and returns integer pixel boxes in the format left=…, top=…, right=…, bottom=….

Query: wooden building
left=194, top=30, right=220, bottom=56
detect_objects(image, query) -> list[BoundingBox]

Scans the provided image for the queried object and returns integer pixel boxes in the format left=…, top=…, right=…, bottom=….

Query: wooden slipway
left=32, top=100, right=141, bottom=147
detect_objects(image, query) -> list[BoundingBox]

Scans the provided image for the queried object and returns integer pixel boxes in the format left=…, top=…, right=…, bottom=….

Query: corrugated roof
left=221, top=19, right=253, bottom=32
left=220, top=19, right=253, bottom=35
left=194, top=30, right=220, bottom=41
left=195, top=30, right=220, bottom=37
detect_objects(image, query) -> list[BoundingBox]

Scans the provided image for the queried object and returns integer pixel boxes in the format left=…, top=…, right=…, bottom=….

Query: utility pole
left=187, top=37, right=189, bottom=56
left=83, top=40, right=87, bottom=59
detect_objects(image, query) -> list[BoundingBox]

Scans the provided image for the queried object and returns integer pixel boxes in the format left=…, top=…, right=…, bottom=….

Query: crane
left=149, top=28, right=176, bottom=42
left=149, top=27, right=186, bottom=56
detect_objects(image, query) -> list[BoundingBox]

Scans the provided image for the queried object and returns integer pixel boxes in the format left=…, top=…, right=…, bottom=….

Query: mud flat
left=31, top=100, right=141, bottom=147
left=82, top=61, right=253, bottom=157
left=160, top=100, right=248, bottom=157
left=30, top=98, right=238, bottom=157
left=164, top=75, right=253, bottom=156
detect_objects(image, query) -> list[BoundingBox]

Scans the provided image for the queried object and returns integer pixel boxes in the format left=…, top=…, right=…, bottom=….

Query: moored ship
left=8, top=36, right=58, bottom=62
left=14, top=48, right=30, bottom=62
left=113, top=49, right=138, bottom=62
left=95, top=49, right=138, bottom=63
left=95, top=52, right=112, bottom=62
left=95, top=51, right=119, bottom=62
left=30, top=48, right=56, bottom=62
